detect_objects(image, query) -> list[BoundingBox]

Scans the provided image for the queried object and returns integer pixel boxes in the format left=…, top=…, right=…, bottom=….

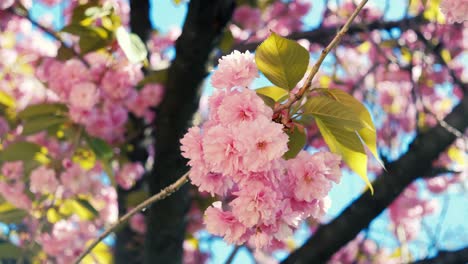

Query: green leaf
left=62, top=25, right=111, bottom=54
left=86, top=136, right=113, bottom=160
left=138, top=68, right=169, bottom=86
left=255, top=86, right=289, bottom=102
left=60, top=199, right=98, bottom=221
left=0, top=241, right=23, bottom=259
left=303, top=96, right=364, bottom=130
left=255, top=32, right=309, bottom=90
left=0, top=203, right=27, bottom=224
left=219, top=30, right=234, bottom=53
left=22, top=116, right=67, bottom=136
left=0, top=142, right=42, bottom=162
left=18, top=103, right=67, bottom=120
left=125, top=190, right=149, bottom=208
left=315, top=119, right=373, bottom=194
left=0, top=91, right=15, bottom=109
left=324, top=89, right=383, bottom=168
left=116, top=26, right=148, bottom=63
left=283, top=125, right=306, bottom=160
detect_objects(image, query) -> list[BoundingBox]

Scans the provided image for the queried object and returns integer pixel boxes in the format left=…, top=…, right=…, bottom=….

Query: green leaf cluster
left=303, top=89, right=382, bottom=193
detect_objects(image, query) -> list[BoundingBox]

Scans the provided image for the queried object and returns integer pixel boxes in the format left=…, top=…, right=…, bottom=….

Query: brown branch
left=415, top=30, right=467, bottom=93
left=410, top=247, right=468, bottom=264
left=275, top=0, right=369, bottom=114
left=282, top=94, right=468, bottom=264
left=233, top=15, right=428, bottom=53
left=73, top=171, right=190, bottom=264
left=6, top=7, right=90, bottom=68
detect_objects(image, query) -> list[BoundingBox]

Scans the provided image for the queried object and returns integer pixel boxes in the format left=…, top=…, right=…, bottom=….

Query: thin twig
left=73, top=171, right=190, bottom=264
left=225, top=245, right=241, bottom=264
left=274, top=0, right=369, bottom=113
left=7, top=7, right=90, bottom=68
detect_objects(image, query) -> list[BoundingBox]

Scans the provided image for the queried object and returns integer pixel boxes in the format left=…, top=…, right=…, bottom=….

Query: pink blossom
left=231, top=180, right=280, bottom=227
left=287, top=151, right=341, bottom=202
left=180, top=127, right=204, bottom=167
left=39, top=0, right=61, bottom=6
left=116, top=162, right=144, bottom=190
left=217, top=88, right=273, bottom=125
left=211, top=51, right=259, bottom=89
left=202, top=125, right=243, bottom=175
left=101, top=63, right=143, bottom=101
left=440, top=0, right=468, bottom=23
left=189, top=167, right=234, bottom=196
left=1, top=161, right=24, bottom=180
left=235, top=117, right=289, bottom=172
left=233, top=6, right=262, bottom=29
left=204, top=202, right=248, bottom=244
left=141, top=83, right=164, bottom=107
left=0, top=0, right=15, bottom=10
left=0, top=182, right=31, bottom=210
left=29, top=166, right=59, bottom=194
left=68, top=82, right=99, bottom=110
left=129, top=212, right=146, bottom=234
left=60, top=163, right=91, bottom=195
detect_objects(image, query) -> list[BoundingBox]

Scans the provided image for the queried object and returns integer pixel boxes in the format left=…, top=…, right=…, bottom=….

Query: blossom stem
left=73, top=171, right=190, bottom=264
left=275, top=0, right=369, bottom=114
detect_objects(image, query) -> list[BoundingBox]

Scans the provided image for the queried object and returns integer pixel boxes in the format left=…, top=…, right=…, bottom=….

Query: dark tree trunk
left=144, top=1, right=235, bottom=263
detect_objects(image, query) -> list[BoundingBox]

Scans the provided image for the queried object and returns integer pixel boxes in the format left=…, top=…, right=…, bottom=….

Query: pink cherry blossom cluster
left=329, top=235, right=399, bottom=264
left=440, top=0, right=468, bottom=23
left=389, top=184, right=439, bottom=241
left=181, top=50, right=342, bottom=249
left=147, top=27, right=181, bottom=69
left=323, top=0, right=383, bottom=27
left=231, top=0, right=311, bottom=42
left=36, top=53, right=164, bottom=143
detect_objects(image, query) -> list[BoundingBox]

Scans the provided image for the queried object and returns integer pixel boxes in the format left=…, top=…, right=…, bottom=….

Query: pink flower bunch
left=230, top=0, right=311, bottom=42
left=181, top=51, right=342, bottom=249
left=329, top=235, right=399, bottom=264
left=116, top=162, right=145, bottom=190
left=39, top=217, right=97, bottom=263
left=37, top=53, right=164, bottom=143
left=389, top=184, right=439, bottom=241
left=440, top=0, right=468, bottom=23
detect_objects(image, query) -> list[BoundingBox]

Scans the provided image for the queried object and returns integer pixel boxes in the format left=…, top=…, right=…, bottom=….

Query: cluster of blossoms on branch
left=181, top=50, right=342, bottom=249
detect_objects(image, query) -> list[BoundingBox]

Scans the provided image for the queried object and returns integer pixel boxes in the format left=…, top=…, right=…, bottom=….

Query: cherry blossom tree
left=0, top=0, right=466, bottom=263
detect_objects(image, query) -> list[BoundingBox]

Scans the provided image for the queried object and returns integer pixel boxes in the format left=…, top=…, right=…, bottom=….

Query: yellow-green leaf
left=0, top=91, right=15, bottom=109
left=324, top=89, right=384, bottom=168
left=86, top=136, right=113, bottom=160
left=60, top=199, right=98, bottom=221
left=0, top=203, right=27, bottom=224
left=22, top=116, right=68, bottom=136
left=283, top=125, right=306, bottom=160
left=304, top=96, right=364, bottom=130
left=0, top=142, right=42, bottom=162
left=18, top=103, right=67, bottom=119
left=255, top=32, right=309, bottom=90
left=82, top=242, right=113, bottom=264
left=315, top=119, right=373, bottom=193
left=255, top=86, right=289, bottom=102
left=116, top=26, right=148, bottom=63
left=0, top=241, right=23, bottom=259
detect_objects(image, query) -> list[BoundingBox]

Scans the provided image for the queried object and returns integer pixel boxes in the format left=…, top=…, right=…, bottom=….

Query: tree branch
left=410, top=247, right=468, bottom=264
left=233, top=15, right=428, bottom=53
left=275, top=0, right=369, bottom=113
left=144, top=1, right=235, bottom=263
left=73, top=171, right=189, bottom=264
left=6, top=7, right=90, bottom=68
left=282, top=94, right=468, bottom=264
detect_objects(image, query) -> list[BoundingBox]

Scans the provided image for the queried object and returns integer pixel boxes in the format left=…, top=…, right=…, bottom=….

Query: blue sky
left=28, top=0, right=467, bottom=263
